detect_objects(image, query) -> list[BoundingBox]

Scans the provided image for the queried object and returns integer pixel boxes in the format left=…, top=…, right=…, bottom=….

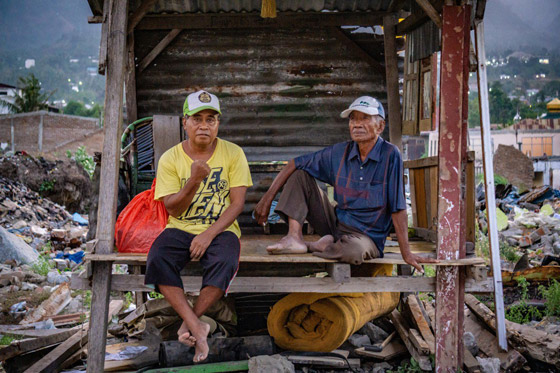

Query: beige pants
left=275, top=170, right=380, bottom=265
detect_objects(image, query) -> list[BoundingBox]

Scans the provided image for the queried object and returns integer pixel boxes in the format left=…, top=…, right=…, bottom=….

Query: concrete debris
left=476, top=357, right=501, bottom=373
left=248, top=355, right=295, bottom=373
left=359, top=321, right=389, bottom=344
left=0, top=225, right=39, bottom=264
left=463, top=331, right=479, bottom=356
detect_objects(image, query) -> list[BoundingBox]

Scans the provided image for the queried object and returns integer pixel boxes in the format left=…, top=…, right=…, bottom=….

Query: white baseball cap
left=340, top=96, right=385, bottom=119
left=183, top=90, right=221, bottom=116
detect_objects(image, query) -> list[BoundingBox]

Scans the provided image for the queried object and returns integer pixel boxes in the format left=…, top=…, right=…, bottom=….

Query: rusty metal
left=435, top=5, right=470, bottom=372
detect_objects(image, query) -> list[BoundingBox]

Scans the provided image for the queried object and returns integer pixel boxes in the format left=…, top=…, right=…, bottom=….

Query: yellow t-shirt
left=154, top=138, right=253, bottom=238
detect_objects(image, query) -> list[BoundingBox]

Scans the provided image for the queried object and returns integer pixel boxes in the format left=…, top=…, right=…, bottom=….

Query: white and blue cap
left=183, top=90, right=221, bottom=116
left=340, top=96, right=385, bottom=119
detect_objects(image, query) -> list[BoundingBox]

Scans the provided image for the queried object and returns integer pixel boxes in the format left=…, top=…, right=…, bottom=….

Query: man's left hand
left=190, top=231, right=215, bottom=260
left=402, top=252, right=439, bottom=273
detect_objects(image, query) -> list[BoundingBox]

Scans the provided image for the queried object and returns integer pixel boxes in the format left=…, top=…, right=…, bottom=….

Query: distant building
left=0, top=83, right=21, bottom=115
left=25, top=59, right=35, bottom=69
left=69, top=59, right=79, bottom=63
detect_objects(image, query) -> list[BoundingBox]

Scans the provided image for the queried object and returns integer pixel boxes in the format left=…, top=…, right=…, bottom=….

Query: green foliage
left=0, top=73, right=54, bottom=113
left=31, top=256, right=54, bottom=276
left=539, top=279, right=560, bottom=317
left=494, top=174, right=509, bottom=186
left=506, top=277, right=542, bottom=324
left=149, top=291, right=164, bottom=299
left=39, top=179, right=56, bottom=193
left=500, top=242, right=521, bottom=263
left=67, top=146, right=94, bottom=178
left=475, top=228, right=490, bottom=259
left=389, top=358, right=424, bottom=373
left=124, top=292, right=134, bottom=309
left=64, top=100, right=102, bottom=118
left=468, top=91, right=481, bottom=128
left=83, top=290, right=92, bottom=309
left=0, top=334, right=23, bottom=346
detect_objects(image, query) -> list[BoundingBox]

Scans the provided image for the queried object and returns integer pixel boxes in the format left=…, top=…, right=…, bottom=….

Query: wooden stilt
left=435, top=5, right=470, bottom=371
left=126, top=32, right=138, bottom=124
left=383, top=14, right=402, bottom=151
left=87, top=0, right=128, bottom=371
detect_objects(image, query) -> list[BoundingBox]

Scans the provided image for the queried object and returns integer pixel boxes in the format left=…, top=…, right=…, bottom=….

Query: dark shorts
left=145, top=228, right=240, bottom=294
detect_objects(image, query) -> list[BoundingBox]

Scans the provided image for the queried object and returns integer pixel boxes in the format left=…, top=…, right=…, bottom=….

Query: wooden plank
left=0, top=326, right=80, bottom=361
left=463, top=309, right=526, bottom=371
left=355, top=340, right=407, bottom=360
left=409, top=167, right=418, bottom=227
left=89, top=0, right=128, bottom=371
left=136, top=12, right=385, bottom=30
left=389, top=310, right=431, bottom=371
left=152, top=115, right=181, bottom=170
left=463, top=347, right=481, bottom=373
left=72, top=274, right=493, bottom=294
left=406, top=295, right=436, bottom=355
left=26, top=300, right=123, bottom=373
left=97, top=0, right=111, bottom=75
left=125, top=32, right=138, bottom=124
left=383, top=13, right=402, bottom=150
left=414, top=0, right=442, bottom=28
left=138, top=29, right=182, bottom=73
left=409, top=329, right=430, bottom=355
left=83, top=252, right=483, bottom=266
left=435, top=5, right=470, bottom=370
left=287, top=354, right=359, bottom=369
left=429, top=166, right=438, bottom=230
left=423, top=168, right=431, bottom=228
left=127, top=0, right=158, bottom=34
left=326, top=263, right=351, bottom=283
left=475, top=20, right=507, bottom=351
left=330, top=28, right=385, bottom=76
left=414, top=169, right=427, bottom=228
left=403, top=156, right=438, bottom=169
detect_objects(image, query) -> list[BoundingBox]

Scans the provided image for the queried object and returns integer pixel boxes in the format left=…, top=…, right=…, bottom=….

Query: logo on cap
left=199, top=92, right=211, bottom=103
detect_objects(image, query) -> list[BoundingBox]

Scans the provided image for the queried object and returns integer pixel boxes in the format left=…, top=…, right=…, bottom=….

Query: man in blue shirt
left=254, top=96, right=437, bottom=271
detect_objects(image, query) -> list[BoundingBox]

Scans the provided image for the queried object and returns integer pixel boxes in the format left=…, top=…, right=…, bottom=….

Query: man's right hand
left=254, top=195, right=273, bottom=226
left=190, top=160, right=211, bottom=184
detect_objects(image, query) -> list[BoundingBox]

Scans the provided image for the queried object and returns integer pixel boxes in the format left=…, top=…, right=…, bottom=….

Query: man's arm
left=189, top=186, right=247, bottom=259
left=253, top=159, right=297, bottom=225
left=391, top=209, right=439, bottom=273
left=161, top=160, right=210, bottom=217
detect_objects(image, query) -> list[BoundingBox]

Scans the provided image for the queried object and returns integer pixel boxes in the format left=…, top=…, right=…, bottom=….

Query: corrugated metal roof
left=88, top=0, right=394, bottom=16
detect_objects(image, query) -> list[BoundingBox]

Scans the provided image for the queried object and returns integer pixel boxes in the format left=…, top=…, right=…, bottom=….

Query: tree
left=489, top=81, right=515, bottom=125
left=64, top=100, right=102, bottom=118
left=0, top=73, right=54, bottom=113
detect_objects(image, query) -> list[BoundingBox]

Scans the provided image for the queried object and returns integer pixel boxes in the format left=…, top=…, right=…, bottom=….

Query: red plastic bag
left=115, top=179, right=169, bottom=253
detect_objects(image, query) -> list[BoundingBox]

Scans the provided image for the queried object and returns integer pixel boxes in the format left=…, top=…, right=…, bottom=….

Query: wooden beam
left=88, top=15, right=103, bottom=23
left=414, top=0, right=442, bottom=29
left=474, top=19, right=507, bottom=351
left=88, top=0, right=128, bottom=371
left=383, top=14, right=402, bottom=151
left=72, top=274, right=494, bottom=293
left=127, top=0, right=158, bottom=34
left=389, top=310, right=432, bottom=371
left=0, top=326, right=80, bottom=361
left=97, top=0, right=111, bottom=75
left=388, top=0, right=407, bottom=13
left=136, top=12, right=385, bottom=30
left=435, top=5, right=470, bottom=370
left=125, top=32, right=138, bottom=123
left=329, top=28, right=385, bottom=76
left=396, top=0, right=443, bottom=35
left=138, top=29, right=181, bottom=73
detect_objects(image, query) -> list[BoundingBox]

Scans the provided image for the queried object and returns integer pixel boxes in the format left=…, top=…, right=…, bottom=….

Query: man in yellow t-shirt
left=145, top=90, right=252, bottom=363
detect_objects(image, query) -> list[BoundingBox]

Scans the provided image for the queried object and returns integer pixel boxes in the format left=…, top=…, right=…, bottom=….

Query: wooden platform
left=72, top=235, right=491, bottom=294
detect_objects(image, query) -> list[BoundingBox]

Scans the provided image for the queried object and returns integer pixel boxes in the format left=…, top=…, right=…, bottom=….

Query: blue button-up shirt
left=294, top=137, right=406, bottom=255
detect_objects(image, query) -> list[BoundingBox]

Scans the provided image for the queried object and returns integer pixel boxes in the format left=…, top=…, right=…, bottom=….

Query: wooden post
left=125, top=32, right=138, bottom=124
left=474, top=20, right=507, bottom=351
left=435, top=5, right=470, bottom=371
left=383, top=14, right=402, bottom=151
left=87, top=0, right=128, bottom=372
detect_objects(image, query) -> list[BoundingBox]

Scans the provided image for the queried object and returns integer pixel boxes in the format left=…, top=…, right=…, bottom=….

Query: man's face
left=348, top=111, right=385, bottom=143
left=182, top=109, right=220, bottom=147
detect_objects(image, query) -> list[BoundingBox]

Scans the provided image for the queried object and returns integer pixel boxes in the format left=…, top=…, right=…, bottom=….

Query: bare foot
left=308, top=235, right=334, bottom=253
left=266, top=235, right=307, bottom=254
left=192, top=321, right=211, bottom=363
left=178, top=322, right=196, bottom=347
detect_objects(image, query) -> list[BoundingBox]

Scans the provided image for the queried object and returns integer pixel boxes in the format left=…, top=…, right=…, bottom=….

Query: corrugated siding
left=128, top=0, right=392, bottom=15
left=135, top=27, right=387, bottom=161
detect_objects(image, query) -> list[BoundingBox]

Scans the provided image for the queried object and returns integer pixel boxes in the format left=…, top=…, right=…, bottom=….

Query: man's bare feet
left=266, top=235, right=308, bottom=254
left=308, top=235, right=334, bottom=253
left=192, top=321, right=211, bottom=363
left=178, top=322, right=196, bottom=347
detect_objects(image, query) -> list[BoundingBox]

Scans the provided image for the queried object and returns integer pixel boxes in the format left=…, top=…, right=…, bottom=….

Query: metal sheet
left=135, top=26, right=387, bottom=160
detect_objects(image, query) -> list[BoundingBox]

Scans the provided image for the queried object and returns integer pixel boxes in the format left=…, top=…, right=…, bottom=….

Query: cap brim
left=185, top=105, right=222, bottom=116
left=340, top=107, right=381, bottom=118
